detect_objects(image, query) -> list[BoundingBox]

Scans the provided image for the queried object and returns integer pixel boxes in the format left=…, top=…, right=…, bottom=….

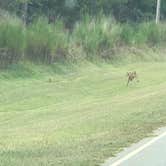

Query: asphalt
left=102, top=127, right=166, bottom=166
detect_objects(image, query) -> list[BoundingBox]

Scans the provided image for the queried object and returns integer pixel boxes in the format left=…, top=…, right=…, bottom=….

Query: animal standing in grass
left=127, top=71, right=139, bottom=86
left=48, top=78, right=53, bottom=83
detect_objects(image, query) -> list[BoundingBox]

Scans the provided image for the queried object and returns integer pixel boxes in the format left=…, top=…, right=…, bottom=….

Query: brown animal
left=127, top=71, right=139, bottom=86
left=48, top=78, right=53, bottom=83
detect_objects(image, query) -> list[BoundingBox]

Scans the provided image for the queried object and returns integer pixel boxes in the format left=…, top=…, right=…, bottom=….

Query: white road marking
left=110, top=131, right=166, bottom=166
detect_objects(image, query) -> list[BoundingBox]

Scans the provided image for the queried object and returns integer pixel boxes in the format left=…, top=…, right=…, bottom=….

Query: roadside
left=102, top=127, right=166, bottom=166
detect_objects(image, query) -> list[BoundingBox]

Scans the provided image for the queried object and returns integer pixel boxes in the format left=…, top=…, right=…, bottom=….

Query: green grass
left=1, top=61, right=166, bottom=166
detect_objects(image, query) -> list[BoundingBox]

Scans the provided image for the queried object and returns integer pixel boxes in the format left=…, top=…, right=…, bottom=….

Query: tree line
left=0, top=0, right=166, bottom=27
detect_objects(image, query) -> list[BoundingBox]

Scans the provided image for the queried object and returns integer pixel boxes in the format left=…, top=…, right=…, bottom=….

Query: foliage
left=72, top=15, right=112, bottom=59
left=1, top=61, right=166, bottom=166
left=0, top=12, right=166, bottom=67
left=0, top=15, right=25, bottom=67
left=26, top=18, right=68, bottom=63
left=0, top=0, right=166, bottom=25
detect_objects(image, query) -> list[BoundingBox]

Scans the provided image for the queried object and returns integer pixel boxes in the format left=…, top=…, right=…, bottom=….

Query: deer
left=127, top=71, right=139, bottom=86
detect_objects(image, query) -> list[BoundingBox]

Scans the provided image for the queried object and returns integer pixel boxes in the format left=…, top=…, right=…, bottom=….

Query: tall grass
left=0, top=13, right=166, bottom=67
left=71, top=15, right=114, bottom=59
left=120, top=22, right=166, bottom=46
left=26, top=18, right=68, bottom=64
left=0, top=15, right=25, bottom=68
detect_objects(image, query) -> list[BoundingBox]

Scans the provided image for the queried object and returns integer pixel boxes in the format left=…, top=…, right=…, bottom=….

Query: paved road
left=102, top=128, right=166, bottom=166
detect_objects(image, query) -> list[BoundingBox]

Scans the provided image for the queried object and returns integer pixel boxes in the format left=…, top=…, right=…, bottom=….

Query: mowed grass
left=1, top=61, right=166, bottom=166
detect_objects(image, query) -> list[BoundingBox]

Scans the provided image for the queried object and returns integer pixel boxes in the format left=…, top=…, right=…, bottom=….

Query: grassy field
left=1, top=61, right=166, bottom=166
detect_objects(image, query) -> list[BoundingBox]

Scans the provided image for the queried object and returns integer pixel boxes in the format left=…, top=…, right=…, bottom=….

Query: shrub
left=137, top=22, right=161, bottom=45
left=120, top=24, right=136, bottom=45
left=0, top=13, right=166, bottom=66
left=0, top=17, right=25, bottom=67
left=71, top=14, right=113, bottom=59
left=26, top=18, right=69, bottom=64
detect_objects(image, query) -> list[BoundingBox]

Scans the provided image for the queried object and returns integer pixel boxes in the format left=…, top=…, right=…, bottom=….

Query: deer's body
left=127, top=71, right=139, bottom=86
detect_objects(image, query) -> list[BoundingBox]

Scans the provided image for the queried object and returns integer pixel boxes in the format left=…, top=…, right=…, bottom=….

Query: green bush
left=71, top=15, right=113, bottom=59
left=26, top=18, right=68, bottom=64
left=120, top=22, right=165, bottom=46
left=120, top=24, right=136, bottom=45
left=0, top=17, right=25, bottom=67
left=137, top=22, right=161, bottom=45
left=0, top=13, right=166, bottom=66
left=159, top=23, right=166, bottom=43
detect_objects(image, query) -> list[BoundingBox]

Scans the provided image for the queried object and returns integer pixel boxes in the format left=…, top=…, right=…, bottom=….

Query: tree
left=0, top=0, right=166, bottom=25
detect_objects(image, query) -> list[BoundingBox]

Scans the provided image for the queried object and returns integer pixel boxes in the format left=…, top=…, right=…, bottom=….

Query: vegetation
left=0, top=15, right=25, bottom=67
left=0, top=1, right=166, bottom=166
left=0, top=1, right=166, bottom=66
left=1, top=60, right=166, bottom=166
left=1, top=0, right=166, bottom=25
left=0, top=14, right=166, bottom=67
left=26, top=18, right=68, bottom=63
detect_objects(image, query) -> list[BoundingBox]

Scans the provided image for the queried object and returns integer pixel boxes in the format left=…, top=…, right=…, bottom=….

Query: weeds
left=0, top=16, right=25, bottom=67
left=0, top=12, right=166, bottom=67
